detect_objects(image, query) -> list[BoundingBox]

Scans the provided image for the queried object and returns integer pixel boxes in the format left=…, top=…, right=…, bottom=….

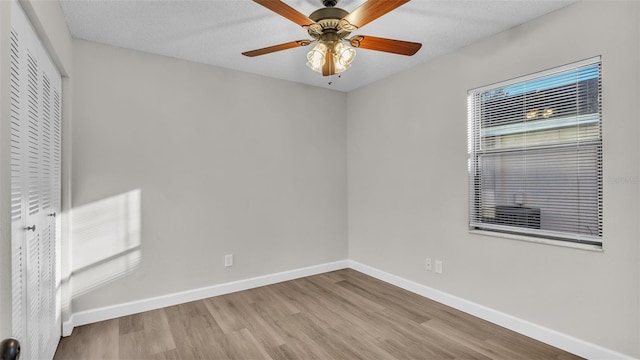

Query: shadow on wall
left=69, top=189, right=142, bottom=300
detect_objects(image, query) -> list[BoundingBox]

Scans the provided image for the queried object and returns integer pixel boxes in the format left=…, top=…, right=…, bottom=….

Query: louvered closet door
left=9, top=1, right=62, bottom=359
left=9, top=16, right=27, bottom=352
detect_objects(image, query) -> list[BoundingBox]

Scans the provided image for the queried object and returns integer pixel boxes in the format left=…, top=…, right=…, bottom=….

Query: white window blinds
left=468, top=57, right=602, bottom=246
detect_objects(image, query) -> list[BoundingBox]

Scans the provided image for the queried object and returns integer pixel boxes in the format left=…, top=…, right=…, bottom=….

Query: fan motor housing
left=307, top=7, right=351, bottom=39
left=309, top=7, right=348, bottom=22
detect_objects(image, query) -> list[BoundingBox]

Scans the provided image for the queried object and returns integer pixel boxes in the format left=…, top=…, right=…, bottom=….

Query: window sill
left=469, top=230, right=603, bottom=252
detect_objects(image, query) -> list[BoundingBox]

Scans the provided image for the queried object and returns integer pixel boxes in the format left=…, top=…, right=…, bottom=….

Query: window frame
left=467, top=57, right=603, bottom=249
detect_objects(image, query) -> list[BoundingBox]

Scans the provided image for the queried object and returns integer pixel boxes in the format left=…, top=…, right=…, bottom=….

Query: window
left=467, top=57, right=602, bottom=246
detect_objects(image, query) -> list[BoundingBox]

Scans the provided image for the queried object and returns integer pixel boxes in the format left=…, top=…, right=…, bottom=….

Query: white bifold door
left=9, top=1, right=62, bottom=359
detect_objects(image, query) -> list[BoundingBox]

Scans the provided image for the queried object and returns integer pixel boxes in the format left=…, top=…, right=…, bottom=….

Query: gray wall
left=71, top=40, right=348, bottom=312
left=348, top=1, right=639, bottom=357
left=5, top=0, right=639, bottom=357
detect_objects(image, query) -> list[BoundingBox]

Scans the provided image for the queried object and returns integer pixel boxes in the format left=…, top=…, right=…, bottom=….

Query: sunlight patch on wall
left=71, top=189, right=142, bottom=298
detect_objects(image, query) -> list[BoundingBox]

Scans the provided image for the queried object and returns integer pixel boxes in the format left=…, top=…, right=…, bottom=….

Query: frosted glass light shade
left=306, top=42, right=327, bottom=73
left=335, top=42, right=356, bottom=67
left=306, top=41, right=356, bottom=74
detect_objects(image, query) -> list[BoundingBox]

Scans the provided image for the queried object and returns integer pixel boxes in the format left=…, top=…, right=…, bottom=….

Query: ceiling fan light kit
left=306, top=38, right=357, bottom=74
left=243, top=0, right=422, bottom=77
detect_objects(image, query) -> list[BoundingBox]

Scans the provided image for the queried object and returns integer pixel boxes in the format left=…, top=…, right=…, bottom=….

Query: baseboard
left=347, top=260, right=635, bottom=360
left=67, top=260, right=348, bottom=334
left=62, top=315, right=74, bottom=337
left=64, top=258, right=633, bottom=359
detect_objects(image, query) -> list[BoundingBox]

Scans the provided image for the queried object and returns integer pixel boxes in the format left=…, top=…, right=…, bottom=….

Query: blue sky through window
left=483, top=65, right=599, bottom=99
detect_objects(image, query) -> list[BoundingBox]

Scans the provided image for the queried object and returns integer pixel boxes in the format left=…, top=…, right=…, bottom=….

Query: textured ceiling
left=60, top=0, right=577, bottom=92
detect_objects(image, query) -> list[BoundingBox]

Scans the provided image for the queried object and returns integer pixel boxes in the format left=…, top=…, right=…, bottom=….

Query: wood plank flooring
left=54, top=269, right=583, bottom=359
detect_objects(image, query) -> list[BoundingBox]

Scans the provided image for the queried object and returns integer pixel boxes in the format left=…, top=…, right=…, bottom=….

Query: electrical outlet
left=425, top=258, right=432, bottom=271
left=435, top=260, right=443, bottom=274
left=224, top=254, right=233, bottom=267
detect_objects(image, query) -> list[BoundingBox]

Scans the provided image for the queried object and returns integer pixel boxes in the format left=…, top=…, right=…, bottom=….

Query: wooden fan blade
left=350, top=35, right=421, bottom=56
left=242, top=40, right=311, bottom=57
left=341, top=0, right=410, bottom=29
left=322, top=51, right=335, bottom=76
left=254, top=0, right=315, bottom=27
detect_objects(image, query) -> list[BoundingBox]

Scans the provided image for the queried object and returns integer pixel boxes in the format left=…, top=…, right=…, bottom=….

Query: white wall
left=70, top=39, right=348, bottom=312
left=348, top=1, right=639, bottom=357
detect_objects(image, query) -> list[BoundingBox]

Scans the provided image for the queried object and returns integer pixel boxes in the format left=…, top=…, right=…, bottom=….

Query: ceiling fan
left=242, top=0, right=422, bottom=76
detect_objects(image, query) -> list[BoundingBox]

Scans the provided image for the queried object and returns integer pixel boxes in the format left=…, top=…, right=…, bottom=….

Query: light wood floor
left=54, top=269, right=582, bottom=360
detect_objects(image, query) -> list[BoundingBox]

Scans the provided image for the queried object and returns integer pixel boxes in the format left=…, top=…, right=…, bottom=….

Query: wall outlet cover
left=225, top=254, right=233, bottom=267
left=435, top=260, right=443, bottom=274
